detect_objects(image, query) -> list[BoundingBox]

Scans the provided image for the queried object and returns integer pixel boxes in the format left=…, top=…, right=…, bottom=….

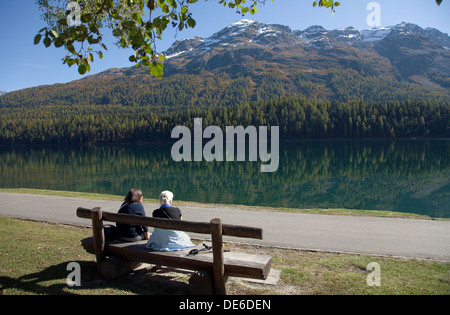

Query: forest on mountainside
left=1, top=69, right=450, bottom=110
left=0, top=96, right=448, bottom=145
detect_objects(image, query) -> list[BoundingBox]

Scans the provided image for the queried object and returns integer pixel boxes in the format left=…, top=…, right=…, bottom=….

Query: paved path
left=1, top=192, right=450, bottom=261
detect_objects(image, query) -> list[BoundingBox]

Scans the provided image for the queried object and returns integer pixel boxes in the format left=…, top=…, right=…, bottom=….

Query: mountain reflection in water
left=1, top=140, right=448, bottom=218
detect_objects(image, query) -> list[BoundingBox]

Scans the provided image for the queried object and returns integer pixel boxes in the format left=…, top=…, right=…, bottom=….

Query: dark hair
left=124, top=189, right=143, bottom=203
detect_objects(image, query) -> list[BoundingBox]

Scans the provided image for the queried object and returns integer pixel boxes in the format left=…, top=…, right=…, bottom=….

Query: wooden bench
left=76, top=207, right=272, bottom=295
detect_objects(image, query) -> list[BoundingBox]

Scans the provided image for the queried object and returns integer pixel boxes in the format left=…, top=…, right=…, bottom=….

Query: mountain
left=0, top=91, right=7, bottom=96
left=159, top=20, right=450, bottom=83
left=1, top=20, right=449, bottom=109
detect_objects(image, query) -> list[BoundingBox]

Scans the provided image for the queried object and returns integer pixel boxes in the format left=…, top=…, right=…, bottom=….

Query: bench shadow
left=0, top=261, right=191, bottom=295
left=122, top=265, right=192, bottom=295
left=0, top=261, right=94, bottom=295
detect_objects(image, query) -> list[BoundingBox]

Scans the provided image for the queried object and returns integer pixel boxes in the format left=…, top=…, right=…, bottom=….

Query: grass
left=0, top=188, right=139, bottom=202
left=0, top=217, right=449, bottom=295
left=0, top=188, right=435, bottom=220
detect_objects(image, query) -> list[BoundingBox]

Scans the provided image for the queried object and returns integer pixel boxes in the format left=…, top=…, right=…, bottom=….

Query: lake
left=0, top=139, right=449, bottom=218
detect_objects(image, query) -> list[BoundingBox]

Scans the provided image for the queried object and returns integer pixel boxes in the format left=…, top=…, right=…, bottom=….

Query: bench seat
left=81, top=237, right=271, bottom=280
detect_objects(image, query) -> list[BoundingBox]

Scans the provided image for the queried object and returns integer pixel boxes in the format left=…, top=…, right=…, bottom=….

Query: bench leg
left=189, top=270, right=214, bottom=295
left=91, top=207, right=106, bottom=269
left=211, top=218, right=227, bottom=295
left=189, top=270, right=229, bottom=295
left=99, top=255, right=142, bottom=280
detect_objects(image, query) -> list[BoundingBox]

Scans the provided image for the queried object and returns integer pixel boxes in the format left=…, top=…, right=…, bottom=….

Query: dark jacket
left=116, top=202, right=148, bottom=238
left=152, top=205, right=182, bottom=220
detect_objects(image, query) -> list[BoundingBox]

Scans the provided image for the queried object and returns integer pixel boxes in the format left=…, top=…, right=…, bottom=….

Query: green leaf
left=149, top=62, right=164, bottom=78
left=54, top=38, right=64, bottom=47
left=167, top=0, right=176, bottom=8
left=57, top=18, right=68, bottom=27
left=67, top=43, right=77, bottom=55
left=147, top=0, right=155, bottom=10
left=81, top=14, right=92, bottom=23
left=132, top=12, right=142, bottom=24
left=78, top=63, right=87, bottom=75
left=66, top=58, right=77, bottom=67
left=34, top=34, right=42, bottom=45
left=88, top=21, right=99, bottom=33
left=43, top=36, right=52, bottom=48
left=112, top=28, right=122, bottom=37
left=187, top=18, right=196, bottom=28
left=120, top=37, right=127, bottom=48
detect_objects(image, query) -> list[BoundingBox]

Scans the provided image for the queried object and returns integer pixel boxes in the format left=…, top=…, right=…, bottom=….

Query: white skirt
left=145, top=228, right=195, bottom=251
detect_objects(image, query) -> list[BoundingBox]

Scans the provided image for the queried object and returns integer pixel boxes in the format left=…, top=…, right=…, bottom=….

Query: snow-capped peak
left=230, top=19, right=257, bottom=27
left=361, top=26, right=392, bottom=42
left=162, top=20, right=450, bottom=58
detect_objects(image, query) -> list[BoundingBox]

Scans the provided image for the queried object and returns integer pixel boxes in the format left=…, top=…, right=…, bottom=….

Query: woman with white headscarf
left=146, top=190, right=195, bottom=251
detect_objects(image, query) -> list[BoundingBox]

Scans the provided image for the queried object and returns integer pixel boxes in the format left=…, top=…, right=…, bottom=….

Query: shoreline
left=0, top=187, right=437, bottom=220
left=0, top=137, right=448, bottom=148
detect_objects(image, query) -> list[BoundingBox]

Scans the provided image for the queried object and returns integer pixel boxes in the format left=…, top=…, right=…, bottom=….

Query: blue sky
left=0, top=0, right=449, bottom=92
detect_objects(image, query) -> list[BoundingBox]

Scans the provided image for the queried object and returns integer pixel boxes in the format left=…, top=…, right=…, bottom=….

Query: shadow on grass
left=0, top=261, right=92, bottom=295
left=0, top=260, right=191, bottom=295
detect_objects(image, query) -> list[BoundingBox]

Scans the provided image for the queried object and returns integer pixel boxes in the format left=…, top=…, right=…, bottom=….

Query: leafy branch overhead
left=34, top=0, right=265, bottom=77
left=313, top=0, right=340, bottom=14
left=34, top=0, right=444, bottom=78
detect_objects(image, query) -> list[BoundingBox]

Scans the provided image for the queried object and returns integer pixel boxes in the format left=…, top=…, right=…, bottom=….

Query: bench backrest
left=76, top=207, right=263, bottom=240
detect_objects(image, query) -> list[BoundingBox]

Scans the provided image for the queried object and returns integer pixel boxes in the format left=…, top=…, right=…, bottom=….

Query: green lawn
left=0, top=216, right=449, bottom=295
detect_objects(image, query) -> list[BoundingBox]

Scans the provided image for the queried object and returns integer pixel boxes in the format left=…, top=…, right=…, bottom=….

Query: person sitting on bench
left=146, top=190, right=195, bottom=251
left=116, top=189, right=150, bottom=242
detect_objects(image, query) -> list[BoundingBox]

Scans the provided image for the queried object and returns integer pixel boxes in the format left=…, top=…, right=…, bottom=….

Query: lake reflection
left=1, top=140, right=449, bottom=218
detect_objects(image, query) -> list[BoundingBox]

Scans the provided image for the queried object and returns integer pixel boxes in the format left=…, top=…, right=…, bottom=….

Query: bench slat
left=77, top=207, right=263, bottom=240
left=81, top=237, right=271, bottom=280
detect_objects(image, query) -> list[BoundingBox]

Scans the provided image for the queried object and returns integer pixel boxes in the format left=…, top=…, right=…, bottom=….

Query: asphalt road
left=1, top=192, right=450, bottom=261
